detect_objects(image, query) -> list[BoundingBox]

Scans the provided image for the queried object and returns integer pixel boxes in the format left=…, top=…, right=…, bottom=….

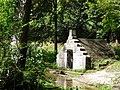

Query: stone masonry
left=56, top=30, right=91, bottom=70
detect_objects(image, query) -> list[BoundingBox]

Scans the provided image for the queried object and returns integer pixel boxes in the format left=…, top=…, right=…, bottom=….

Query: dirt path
left=66, top=69, right=120, bottom=90
left=72, top=70, right=120, bottom=84
left=50, top=67, right=120, bottom=89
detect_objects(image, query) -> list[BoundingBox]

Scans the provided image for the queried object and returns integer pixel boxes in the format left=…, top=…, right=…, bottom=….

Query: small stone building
left=56, top=30, right=91, bottom=70
left=56, top=30, right=115, bottom=70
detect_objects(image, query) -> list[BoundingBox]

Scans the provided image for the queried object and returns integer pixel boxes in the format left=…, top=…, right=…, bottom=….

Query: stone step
left=74, top=40, right=80, bottom=43
left=77, top=44, right=82, bottom=47
left=80, top=47, right=85, bottom=51
left=73, top=43, right=82, bottom=48
left=73, top=39, right=80, bottom=43
left=83, top=52, right=88, bottom=55
left=81, top=51, right=88, bottom=55
left=75, top=51, right=88, bottom=55
left=75, top=47, right=82, bottom=52
left=86, top=55, right=91, bottom=57
left=75, top=47, right=85, bottom=52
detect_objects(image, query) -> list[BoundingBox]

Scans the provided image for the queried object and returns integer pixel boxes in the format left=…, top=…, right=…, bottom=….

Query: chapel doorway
left=67, top=50, right=73, bottom=69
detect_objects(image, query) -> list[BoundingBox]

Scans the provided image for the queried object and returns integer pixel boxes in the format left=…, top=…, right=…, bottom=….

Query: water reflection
left=55, top=76, right=72, bottom=88
left=54, top=75, right=98, bottom=90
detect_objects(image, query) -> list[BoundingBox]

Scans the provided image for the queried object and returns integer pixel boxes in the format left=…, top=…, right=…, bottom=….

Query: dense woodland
left=0, top=0, right=120, bottom=89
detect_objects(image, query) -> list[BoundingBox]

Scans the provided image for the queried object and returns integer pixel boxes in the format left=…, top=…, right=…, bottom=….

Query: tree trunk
left=106, top=30, right=112, bottom=43
left=17, top=0, right=32, bottom=69
left=54, top=0, right=58, bottom=60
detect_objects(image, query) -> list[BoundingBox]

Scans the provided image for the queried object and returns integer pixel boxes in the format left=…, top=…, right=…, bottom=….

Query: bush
left=0, top=43, right=56, bottom=89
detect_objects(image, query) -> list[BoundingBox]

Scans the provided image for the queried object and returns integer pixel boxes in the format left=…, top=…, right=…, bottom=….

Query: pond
left=53, top=75, right=98, bottom=90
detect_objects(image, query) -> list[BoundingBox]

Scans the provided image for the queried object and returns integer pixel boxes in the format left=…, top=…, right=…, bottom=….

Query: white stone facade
left=56, top=30, right=91, bottom=70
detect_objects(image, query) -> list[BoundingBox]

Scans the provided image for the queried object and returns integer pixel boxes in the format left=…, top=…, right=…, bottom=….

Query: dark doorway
left=86, top=57, right=91, bottom=69
left=67, top=50, right=73, bottom=69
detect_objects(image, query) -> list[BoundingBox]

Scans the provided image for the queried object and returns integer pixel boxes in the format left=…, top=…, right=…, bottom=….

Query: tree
left=54, top=0, right=58, bottom=59
left=29, top=0, right=53, bottom=43
left=0, top=0, right=14, bottom=59
left=56, top=0, right=96, bottom=42
left=16, top=0, right=32, bottom=69
left=85, top=0, right=120, bottom=42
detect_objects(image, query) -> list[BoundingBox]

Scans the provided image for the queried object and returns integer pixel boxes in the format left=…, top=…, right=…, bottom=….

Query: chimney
left=68, top=30, right=77, bottom=40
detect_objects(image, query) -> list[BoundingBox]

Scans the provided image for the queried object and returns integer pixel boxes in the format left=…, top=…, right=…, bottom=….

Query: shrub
left=0, top=43, right=56, bottom=89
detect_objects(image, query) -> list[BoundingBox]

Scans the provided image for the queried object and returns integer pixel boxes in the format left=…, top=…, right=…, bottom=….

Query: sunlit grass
left=41, top=42, right=63, bottom=52
left=106, top=61, right=120, bottom=72
left=91, top=84, right=111, bottom=90
left=68, top=72, right=80, bottom=77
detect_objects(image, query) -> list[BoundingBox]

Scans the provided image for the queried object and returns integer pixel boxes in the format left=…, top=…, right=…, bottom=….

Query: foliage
left=114, top=46, right=120, bottom=60
left=0, top=0, right=14, bottom=58
left=22, top=43, right=56, bottom=89
left=0, top=0, right=120, bottom=89
left=106, top=61, right=120, bottom=72
left=92, top=58, right=115, bottom=70
left=0, top=43, right=56, bottom=89
left=57, top=0, right=95, bottom=42
left=0, top=0, right=15, bottom=88
left=85, top=0, right=120, bottom=41
left=28, top=0, right=54, bottom=43
left=28, top=44, right=55, bottom=63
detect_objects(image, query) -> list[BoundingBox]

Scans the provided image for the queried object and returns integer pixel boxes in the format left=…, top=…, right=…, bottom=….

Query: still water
left=53, top=75, right=98, bottom=90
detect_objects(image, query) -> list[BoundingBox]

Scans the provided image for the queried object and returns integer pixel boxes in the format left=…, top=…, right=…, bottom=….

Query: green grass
left=74, top=69, right=86, bottom=73
left=68, top=72, right=80, bottom=77
left=89, top=84, right=111, bottom=90
left=41, top=42, right=63, bottom=52
left=85, top=69, right=97, bottom=73
left=98, top=84, right=111, bottom=90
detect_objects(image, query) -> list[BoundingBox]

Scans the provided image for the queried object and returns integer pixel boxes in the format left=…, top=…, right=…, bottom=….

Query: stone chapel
left=56, top=30, right=91, bottom=70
